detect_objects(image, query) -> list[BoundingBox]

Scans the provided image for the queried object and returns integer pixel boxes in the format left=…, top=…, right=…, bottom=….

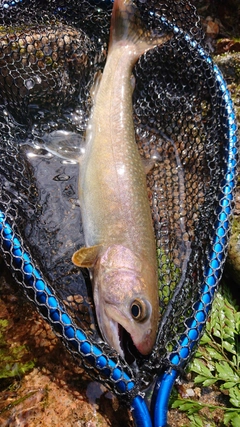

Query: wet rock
left=214, top=52, right=240, bottom=84
left=216, top=39, right=240, bottom=55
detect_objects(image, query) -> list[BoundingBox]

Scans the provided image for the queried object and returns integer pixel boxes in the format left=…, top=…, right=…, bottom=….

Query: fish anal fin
left=72, top=244, right=103, bottom=268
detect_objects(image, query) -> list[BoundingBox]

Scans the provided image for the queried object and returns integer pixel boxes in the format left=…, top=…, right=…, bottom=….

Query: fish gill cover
left=0, top=0, right=237, bottom=400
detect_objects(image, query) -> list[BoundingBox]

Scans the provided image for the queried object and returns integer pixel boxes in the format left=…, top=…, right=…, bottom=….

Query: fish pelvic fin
left=72, top=244, right=103, bottom=268
left=109, top=0, right=172, bottom=56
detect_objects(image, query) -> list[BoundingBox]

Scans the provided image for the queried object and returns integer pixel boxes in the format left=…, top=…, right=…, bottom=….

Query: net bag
left=0, top=0, right=238, bottom=424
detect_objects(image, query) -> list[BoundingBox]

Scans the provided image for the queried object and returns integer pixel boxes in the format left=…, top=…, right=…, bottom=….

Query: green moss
left=231, top=216, right=240, bottom=235
left=0, top=319, right=35, bottom=383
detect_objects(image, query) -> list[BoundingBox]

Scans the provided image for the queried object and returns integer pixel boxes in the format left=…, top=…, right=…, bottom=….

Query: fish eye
left=130, top=299, right=148, bottom=322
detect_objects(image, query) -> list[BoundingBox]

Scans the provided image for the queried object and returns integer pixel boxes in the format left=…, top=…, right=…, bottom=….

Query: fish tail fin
left=109, top=0, right=171, bottom=56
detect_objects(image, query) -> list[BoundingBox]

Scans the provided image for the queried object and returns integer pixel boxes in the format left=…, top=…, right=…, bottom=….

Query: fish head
left=93, top=245, right=159, bottom=361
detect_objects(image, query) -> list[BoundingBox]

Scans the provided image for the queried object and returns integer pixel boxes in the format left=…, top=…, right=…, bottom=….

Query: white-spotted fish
left=72, top=0, right=171, bottom=360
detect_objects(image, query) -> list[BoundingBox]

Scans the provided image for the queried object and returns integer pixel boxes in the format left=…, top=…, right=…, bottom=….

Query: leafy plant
left=171, top=284, right=240, bottom=426
left=0, top=318, right=35, bottom=383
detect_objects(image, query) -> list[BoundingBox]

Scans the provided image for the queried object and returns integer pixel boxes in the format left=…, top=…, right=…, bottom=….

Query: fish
left=72, top=0, right=171, bottom=361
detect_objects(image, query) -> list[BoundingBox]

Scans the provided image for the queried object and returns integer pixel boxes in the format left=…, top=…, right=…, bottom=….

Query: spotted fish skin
left=73, top=0, right=171, bottom=358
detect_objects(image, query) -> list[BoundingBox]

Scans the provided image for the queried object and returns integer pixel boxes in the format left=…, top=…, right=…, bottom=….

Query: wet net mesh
left=0, top=0, right=237, bottom=400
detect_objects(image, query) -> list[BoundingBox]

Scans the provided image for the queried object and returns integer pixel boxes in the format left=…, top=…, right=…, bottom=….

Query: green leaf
left=231, top=415, right=240, bottom=427
left=224, top=305, right=236, bottom=322
left=232, top=355, right=239, bottom=368
left=199, top=334, right=211, bottom=345
left=215, top=362, right=239, bottom=382
left=192, top=371, right=217, bottom=386
left=205, top=347, right=224, bottom=361
left=190, top=359, right=214, bottom=377
left=188, top=414, right=204, bottom=426
left=222, top=340, right=237, bottom=355
left=200, top=378, right=218, bottom=387
left=212, top=328, right=221, bottom=339
left=235, top=313, right=240, bottom=334
left=224, top=411, right=240, bottom=427
left=171, top=399, right=202, bottom=414
left=224, top=411, right=233, bottom=425
left=221, top=382, right=239, bottom=390
left=229, top=386, right=240, bottom=408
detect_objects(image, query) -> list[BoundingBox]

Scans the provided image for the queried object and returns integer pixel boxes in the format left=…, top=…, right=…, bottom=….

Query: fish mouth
left=118, top=324, right=142, bottom=365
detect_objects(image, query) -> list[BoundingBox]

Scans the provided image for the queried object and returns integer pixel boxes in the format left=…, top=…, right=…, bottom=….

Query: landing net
left=0, top=0, right=237, bottom=404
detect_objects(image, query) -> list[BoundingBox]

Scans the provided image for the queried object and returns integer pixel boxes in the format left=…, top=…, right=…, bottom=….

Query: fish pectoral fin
left=42, top=130, right=84, bottom=162
left=72, top=245, right=103, bottom=268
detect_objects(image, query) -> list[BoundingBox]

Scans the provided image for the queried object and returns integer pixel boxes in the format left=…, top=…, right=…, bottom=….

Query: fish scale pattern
left=0, top=0, right=238, bottom=400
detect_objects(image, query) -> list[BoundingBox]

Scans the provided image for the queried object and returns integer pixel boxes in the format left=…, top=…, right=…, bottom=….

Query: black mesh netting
left=0, top=0, right=236, bottom=399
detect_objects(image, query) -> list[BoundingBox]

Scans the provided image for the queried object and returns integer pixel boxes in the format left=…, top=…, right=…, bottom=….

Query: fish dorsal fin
left=72, top=244, right=103, bottom=268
